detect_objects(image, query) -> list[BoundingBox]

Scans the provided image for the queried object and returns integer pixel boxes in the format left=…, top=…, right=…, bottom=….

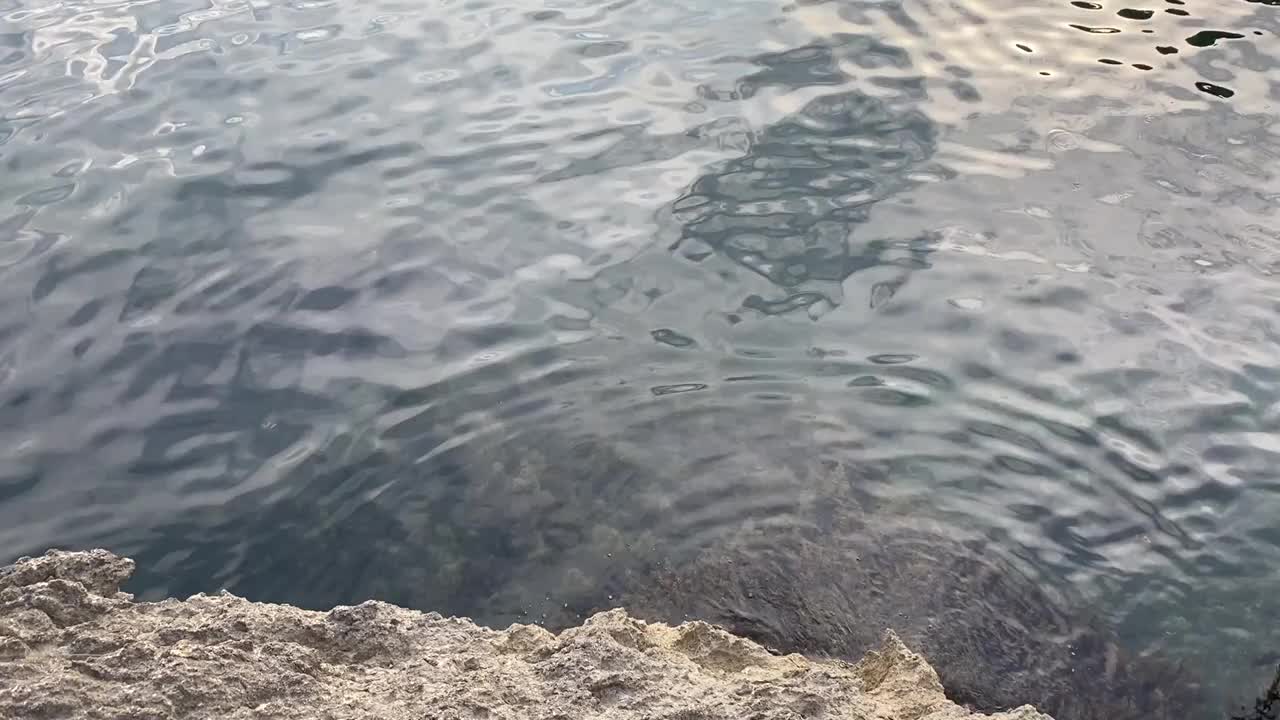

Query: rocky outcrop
left=0, top=549, right=1050, bottom=720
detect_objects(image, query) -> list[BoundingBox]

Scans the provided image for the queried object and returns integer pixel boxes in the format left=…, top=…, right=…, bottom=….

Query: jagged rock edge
left=0, top=549, right=1052, bottom=720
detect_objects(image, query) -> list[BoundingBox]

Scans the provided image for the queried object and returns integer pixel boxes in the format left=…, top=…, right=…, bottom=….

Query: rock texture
left=610, top=528, right=1205, bottom=720
left=0, top=549, right=1051, bottom=720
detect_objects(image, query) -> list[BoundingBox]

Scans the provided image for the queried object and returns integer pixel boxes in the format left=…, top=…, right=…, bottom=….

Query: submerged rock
left=610, top=527, right=1206, bottom=720
left=0, top=549, right=1049, bottom=720
left=102, top=420, right=1215, bottom=720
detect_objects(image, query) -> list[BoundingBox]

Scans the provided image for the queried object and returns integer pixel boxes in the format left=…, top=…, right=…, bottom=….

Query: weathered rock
left=0, top=549, right=1050, bottom=720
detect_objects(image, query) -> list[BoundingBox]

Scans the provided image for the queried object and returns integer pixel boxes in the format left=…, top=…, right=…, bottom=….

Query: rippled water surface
left=2, top=0, right=1279, bottom=712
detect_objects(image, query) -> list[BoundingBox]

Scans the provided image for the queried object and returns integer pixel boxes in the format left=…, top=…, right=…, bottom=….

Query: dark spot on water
left=1186, top=30, right=1246, bottom=47
left=868, top=353, right=918, bottom=365
left=67, top=300, right=104, bottom=327
left=949, top=80, right=982, bottom=101
left=1117, top=8, right=1155, bottom=18
left=650, top=383, right=708, bottom=396
left=1142, top=29, right=1155, bottom=33
left=1072, top=24, right=1122, bottom=32
left=1072, top=0, right=1103, bottom=7
left=650, top=328, right=697, bottom=348
left=296, top=286, right=357, bottom=311
left=1157, top=45, right=1179, bottom=53
left=1166, top=7, right=1190, bottom=14
left=861, top=387, right=931, bottom=407
left=1016, top=43, right=1033, bottom=52
left=1099, top=58, right=1125, bottom=64
left=577, top=41, right=630, bottom=58
left=1195, top=81, right=1235, bottom=98
left=1133, top=63, right=1153, bottom=70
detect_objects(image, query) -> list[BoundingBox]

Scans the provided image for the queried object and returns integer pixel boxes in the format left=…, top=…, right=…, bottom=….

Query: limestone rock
left=0, top=549, right=1052, bottom=720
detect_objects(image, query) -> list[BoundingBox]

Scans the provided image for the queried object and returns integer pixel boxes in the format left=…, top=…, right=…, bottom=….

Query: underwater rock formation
left=108, top=420, right=1215, bottom=720
left=0, top=549, right=1050, bottom=720
left=609, top=525, right=1207, bottom=720
left=100, top=408, right=1220, bottom=720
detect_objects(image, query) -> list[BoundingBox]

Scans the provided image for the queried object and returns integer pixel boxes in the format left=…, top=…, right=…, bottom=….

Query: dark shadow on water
left=542, top=38, right=945, bottom=316
left=610, top=524, right=1208, bottom=720
left=669, top=41, right=943, bottom=316
left=123, top=425, right=1219, bottom=720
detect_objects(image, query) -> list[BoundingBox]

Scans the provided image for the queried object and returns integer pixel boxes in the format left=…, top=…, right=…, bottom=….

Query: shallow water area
left=0, top=0, right=1278, bottom=714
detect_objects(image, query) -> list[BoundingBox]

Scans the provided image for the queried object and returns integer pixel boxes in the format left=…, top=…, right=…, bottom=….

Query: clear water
left=1, top=0, right=1277, bottom=713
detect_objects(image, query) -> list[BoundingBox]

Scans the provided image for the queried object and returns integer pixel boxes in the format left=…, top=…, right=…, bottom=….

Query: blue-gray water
left=1, top=0, right=1277, bottom=713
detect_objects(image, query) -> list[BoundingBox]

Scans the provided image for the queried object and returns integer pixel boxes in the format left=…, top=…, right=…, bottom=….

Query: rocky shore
left=0, top=549, right=1051, bottom=720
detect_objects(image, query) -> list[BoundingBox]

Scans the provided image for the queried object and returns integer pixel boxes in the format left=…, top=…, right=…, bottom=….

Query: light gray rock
left=0, top=549, right=1051, bottom=720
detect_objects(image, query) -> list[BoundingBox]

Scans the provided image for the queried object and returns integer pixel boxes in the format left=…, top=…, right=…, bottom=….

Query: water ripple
left=0, top=0, right=1278, bottom=713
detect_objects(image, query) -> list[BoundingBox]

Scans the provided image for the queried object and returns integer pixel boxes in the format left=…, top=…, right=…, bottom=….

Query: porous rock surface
left=0, top=549, right=1051, bottom=720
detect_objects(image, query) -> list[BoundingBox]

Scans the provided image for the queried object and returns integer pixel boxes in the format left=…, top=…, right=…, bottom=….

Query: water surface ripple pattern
left=0, top=0, right=1278, bottom=713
